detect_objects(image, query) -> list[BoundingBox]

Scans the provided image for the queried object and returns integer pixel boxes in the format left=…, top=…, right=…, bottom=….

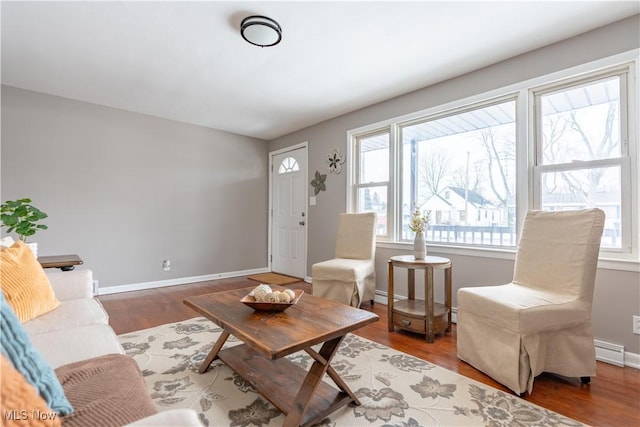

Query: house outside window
left=399, top=98, right=516, bottom=245
left=348, top=59, right=637, bottom=261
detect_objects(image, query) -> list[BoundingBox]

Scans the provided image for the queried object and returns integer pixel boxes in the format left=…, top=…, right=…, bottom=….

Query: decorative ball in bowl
left=241, top=284, right=304, bottom=312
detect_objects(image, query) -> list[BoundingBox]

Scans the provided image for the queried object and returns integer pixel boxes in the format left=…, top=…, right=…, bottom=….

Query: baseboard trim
left=373, top=293, right=387, bottom=305
left=375, top=290, right=639, bottom=369
left=97, top=267, right=270, bottom=295
left=624, top=351, right=640, bottom=369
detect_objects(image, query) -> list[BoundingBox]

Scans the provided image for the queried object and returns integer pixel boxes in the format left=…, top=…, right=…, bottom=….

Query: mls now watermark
left=3, top=409, right=58, bottom=421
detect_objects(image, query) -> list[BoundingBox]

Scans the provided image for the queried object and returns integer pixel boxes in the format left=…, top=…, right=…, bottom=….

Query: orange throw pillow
left=0, top=241, right=60, bottom=322
left=0, top=354, right=62, bottom=426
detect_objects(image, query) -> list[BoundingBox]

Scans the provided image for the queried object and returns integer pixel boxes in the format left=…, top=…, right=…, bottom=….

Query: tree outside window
left=400, top=100, right=517, bottom=246
left=536, top=74, right=625, bottom=249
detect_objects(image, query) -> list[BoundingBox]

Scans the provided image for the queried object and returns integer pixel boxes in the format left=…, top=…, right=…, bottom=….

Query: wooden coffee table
left=184, top=286, right=379, bottom=427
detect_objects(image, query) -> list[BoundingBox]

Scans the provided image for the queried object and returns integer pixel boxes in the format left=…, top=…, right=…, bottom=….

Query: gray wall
left=1, top=86, right=269, bottom=287
left=269, top=16, right=640, bottom=354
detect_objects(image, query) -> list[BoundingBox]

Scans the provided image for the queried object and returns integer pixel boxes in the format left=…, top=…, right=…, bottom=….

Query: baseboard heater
left=594, top=339, right=625, bottom=367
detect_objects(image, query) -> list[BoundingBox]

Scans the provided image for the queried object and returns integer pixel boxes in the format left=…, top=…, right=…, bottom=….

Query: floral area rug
left=118, top=317, right=584, bottom=427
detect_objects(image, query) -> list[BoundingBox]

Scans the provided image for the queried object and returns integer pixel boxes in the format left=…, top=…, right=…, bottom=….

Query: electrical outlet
left=162, top=259, right=171, bottom=271
left=633, top=315, right=640, bottom=335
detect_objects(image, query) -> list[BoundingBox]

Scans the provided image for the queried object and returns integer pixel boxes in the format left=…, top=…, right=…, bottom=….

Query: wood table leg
left=408, top=268, right=415, bottom=300
left=198, top=330, right=230, bottom=374
left=425, top=266, right=434, bottom=343
left=388, top=261, right=394, bottom=332
left=284, top=336, right=345, bottom=427
left=445, top=265, right=452, bottom=332
left=305, top=346, right=360, bottom=405
left=325, top=365, right=360, bottom=405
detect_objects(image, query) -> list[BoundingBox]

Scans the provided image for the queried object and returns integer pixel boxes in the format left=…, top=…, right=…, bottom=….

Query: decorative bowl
left=240, top=289, right=304, bottom=312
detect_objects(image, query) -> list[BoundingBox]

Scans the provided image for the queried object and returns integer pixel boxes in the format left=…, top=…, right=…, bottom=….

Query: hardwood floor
left=99, top=277, right=640, bottom=427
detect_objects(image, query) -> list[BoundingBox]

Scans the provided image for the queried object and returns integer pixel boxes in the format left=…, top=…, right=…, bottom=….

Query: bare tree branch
left=480, top=129, right=512, bottom=207
left=419, top=150, right=449, bottom=200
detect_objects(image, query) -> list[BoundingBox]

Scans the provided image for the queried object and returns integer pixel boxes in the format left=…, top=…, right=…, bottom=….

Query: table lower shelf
left=391, top=299, right=450, bottom=335
left=218, top=344, right=353, bottom=427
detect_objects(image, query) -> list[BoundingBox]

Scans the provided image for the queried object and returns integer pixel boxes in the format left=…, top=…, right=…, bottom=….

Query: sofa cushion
left=1, top=353, right=62, bottom=427
left=45, top=269, right=94, bottom=301
left=56, top=354, right=158, bottom=427
left=29, top=324, right=125, bottom=369
left=0, top=292, right=73, bottom=415
left=1, top=241, right=60, bottom=322
left=24, top=299, right=109, bottom=336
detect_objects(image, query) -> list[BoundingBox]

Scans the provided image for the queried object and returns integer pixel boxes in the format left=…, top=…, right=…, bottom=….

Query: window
left=349, top=59, right=637, bottom=261
left=353, top=131, right=390, bottom=237
left=399, top=99, right=516, bottom=246
left=533, top=71, right=629, bottom=251
left=278, top=157, right=299, bottom=174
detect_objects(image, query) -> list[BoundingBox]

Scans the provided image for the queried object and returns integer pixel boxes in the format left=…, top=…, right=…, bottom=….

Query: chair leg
left=370, top=299, right=374, bottom=306
left=580, top=376, right=591, bottom=385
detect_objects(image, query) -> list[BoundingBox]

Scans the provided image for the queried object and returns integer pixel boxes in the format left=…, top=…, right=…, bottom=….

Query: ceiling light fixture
left=240, top=15, right=282, bottom=47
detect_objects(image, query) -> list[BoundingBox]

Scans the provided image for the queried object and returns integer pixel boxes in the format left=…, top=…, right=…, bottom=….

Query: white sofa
left=24, top=268, right=202, bottom=426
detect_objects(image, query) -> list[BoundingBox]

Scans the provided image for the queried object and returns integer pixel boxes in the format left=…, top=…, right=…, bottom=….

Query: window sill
left=376, top=241, right=640, bottom=272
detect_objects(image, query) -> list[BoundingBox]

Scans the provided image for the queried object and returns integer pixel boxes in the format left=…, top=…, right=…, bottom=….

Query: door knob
left=299, top=221, right=305, bottom=226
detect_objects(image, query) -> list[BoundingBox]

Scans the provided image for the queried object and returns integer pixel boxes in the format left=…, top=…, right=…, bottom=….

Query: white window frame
left=396, top=94, right=519, bottom=245
left=531, top=64, right=636, bottom=259
left=349, top=127, right=394, bottom=241
left=347, top=50, right=639, bottom=270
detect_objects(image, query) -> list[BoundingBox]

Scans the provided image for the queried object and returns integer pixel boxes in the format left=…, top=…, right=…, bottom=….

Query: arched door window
left=278, top=157, right=299, bottom=174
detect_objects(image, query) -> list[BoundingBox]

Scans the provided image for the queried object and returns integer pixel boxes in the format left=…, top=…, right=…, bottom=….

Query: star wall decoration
left=310, top=171, right=327, bottom=195
left=327, top=148, right=346, bottom=174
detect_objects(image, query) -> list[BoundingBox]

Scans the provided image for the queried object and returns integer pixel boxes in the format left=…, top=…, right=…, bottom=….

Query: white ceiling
left=2, top=1, right=638, bottom=140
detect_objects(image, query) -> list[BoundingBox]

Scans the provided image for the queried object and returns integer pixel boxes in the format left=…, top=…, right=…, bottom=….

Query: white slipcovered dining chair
left=311, top=212, right=377, bottom=307
left=457, top=208, right=605, bottom=395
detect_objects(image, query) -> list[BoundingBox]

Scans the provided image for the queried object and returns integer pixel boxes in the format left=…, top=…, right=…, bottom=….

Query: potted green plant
left=0, top=198, right=48, bottom=257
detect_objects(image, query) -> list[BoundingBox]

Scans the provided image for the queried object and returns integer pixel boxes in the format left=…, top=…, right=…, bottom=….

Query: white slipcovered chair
left=457, top=208, right=605, bottom=395
left=311, top=212, right=377, bottom=307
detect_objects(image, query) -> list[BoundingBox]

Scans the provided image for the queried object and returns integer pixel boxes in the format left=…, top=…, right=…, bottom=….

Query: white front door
left=270, top=146, right=307, bottom=278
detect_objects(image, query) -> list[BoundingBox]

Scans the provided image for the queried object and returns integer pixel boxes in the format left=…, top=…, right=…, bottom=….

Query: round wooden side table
left=387, top=255, right=452, bottom=343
